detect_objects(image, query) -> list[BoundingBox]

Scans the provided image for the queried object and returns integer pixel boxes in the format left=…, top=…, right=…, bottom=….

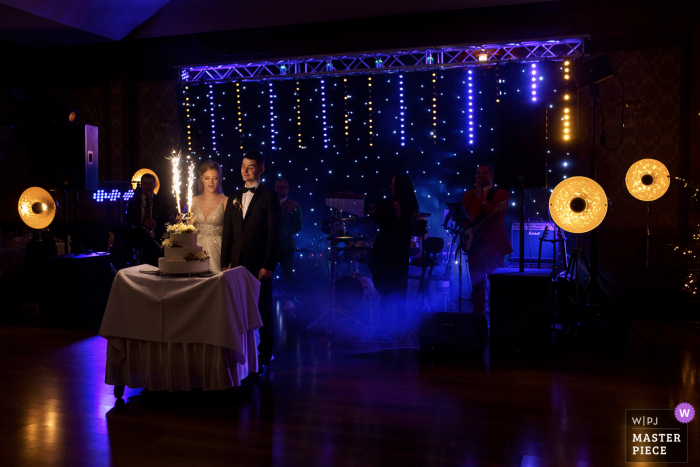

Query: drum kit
left=303, top=192, right=382, bottom=334
left=302, top=190, right=459, bottom=335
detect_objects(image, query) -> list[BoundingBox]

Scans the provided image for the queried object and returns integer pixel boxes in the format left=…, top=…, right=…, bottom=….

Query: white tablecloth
left=99, top=266, right=262, bottom=391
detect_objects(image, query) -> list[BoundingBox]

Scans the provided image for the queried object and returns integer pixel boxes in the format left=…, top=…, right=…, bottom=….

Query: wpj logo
left=625, top=405, right=693, bottom=463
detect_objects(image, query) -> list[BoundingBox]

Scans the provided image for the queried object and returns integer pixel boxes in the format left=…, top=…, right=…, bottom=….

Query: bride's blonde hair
left=198, top=160, right=223, bottom=195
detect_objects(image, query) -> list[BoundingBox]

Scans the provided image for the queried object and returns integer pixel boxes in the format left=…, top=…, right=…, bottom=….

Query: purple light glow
left=467, top=69, right=474, bottom=145
left=398, top=76, right=406, bottom=145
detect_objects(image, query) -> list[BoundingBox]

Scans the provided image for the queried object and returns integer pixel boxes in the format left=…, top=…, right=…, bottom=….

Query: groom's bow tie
left=242, top=187, right=256, bottom=193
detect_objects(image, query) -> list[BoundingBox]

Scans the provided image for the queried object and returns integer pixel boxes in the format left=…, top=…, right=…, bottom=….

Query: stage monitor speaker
left=45, top=252, right=112, bottom=323
left=509, top=221, right=560, bottom=262
left=419, top=312, right=487, bottom=357
left=489, top=268, right=553, bottom=359
left=46, top=124, right=98, bottom=191
left=495, top=101, right=547, bottom=189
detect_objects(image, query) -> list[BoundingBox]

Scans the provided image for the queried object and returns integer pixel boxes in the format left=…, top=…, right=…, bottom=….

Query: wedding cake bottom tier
left=158, top=257, right=210, bottom=274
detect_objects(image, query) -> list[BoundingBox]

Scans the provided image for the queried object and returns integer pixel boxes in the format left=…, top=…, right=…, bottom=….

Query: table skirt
left=104, top=330, right=259, bottom=391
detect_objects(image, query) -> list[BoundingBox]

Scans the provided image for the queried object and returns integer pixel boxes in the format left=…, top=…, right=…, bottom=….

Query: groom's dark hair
left=242, top=151, right=265, bottom=167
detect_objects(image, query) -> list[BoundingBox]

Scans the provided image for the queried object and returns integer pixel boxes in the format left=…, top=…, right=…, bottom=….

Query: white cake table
left=99, top=265, right=262, bottom=393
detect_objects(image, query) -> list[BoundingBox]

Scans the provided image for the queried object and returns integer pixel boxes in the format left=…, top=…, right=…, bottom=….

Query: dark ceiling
left=0, top=0, right=555, bottom=48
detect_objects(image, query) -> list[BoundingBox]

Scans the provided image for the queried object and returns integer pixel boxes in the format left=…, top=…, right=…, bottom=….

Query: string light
left=343, top=78, right=349, bottom=147
left=399, top=74, right=405, bottom=147
left=236, top=82, right=244, bottom=149
left=269, top=82, right=276, bottom=150
left=432, top=72, right=437, bottom=143
left=180, top=66, right=580, bottom=234
left=468, top=69, right=474, bottom=145
left=321, top=79, right=328, bottom=148
left=209, top=84, right=216, bottom=155
left=185, top=86, right=192, bottom=153
left=296, top=81, right=302, bottom=149
left=563, top=61, right=572, bottom=141
left=368, top=76, right=373, bottom=147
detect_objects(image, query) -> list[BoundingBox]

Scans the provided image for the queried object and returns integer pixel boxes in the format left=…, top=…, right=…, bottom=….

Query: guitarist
left=461, top=164, right=512, bottom=314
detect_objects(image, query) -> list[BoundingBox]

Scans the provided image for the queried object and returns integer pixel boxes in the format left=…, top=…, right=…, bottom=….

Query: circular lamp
left=131, top=169, right=160, bottom=194
left=18, top=187, right=56, bottom=230
left=549, top=176, right=608, bottom=233
left=625, top=159, right=670, bottom=201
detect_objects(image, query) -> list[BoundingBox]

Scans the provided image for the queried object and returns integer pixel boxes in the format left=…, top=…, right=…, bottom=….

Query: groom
left=222, top=151, right=281, bottom=376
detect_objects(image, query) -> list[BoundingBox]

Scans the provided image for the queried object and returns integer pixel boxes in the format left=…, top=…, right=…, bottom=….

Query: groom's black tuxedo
left=221, top=182, right=281, bottom=365
left=221, top=183, right=281, bottom=273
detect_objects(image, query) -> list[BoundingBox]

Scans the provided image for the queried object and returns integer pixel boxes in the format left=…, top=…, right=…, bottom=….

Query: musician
left=368, top=174, right=419, bottom=324
left=125, top=173, right=173, bottom=265
left=462, top=164, right=512, bottom=314
left=275, top=178, right=302, bottom=289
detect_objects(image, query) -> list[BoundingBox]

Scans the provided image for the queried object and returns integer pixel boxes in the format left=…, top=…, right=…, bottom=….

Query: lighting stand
left=626, top=203, right=667, bottom=334
left=578, top=83, right=654, bottom=356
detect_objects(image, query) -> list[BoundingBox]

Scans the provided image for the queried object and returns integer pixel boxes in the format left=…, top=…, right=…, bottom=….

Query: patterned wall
left=576, top=47, right=682, bottom=232
left=49, top=84, right=109, bottom=180
left=0, top=84, right=31, bottom=225
left=137, top=80, right=181, bottom=198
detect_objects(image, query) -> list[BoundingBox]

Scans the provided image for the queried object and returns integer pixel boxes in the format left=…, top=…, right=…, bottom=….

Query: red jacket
left=462, top=187, right=513, bottom=258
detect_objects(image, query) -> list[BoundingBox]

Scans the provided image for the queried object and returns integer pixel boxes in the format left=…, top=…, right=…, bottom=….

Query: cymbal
left=418, top=212, right=432, bottom=217
left=337, top=246, right=372, bottom=252
left=330, top=235, right=373, bottom=242
left=18, top=187, right=56, bottom=230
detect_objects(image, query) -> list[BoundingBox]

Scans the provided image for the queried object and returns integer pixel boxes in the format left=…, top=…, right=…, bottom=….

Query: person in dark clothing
left=368, top=174, right=419, bottom=330
left=221, top=151, right=281, bottom=377
left=124, top=173, right=173, bottom=266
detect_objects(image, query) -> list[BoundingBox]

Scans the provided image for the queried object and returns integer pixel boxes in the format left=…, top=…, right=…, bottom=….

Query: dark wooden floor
left=0, top=282, right=698, bottom=467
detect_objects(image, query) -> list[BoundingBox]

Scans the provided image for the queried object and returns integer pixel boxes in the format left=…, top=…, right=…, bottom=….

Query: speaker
left=495, top=100, right=547, bottom=188
left=45, top=252, right=112, bottom=323
left=510, top=221, right=559, bottom=262
left=419, top=312, right=488, bottom=356
left=46, top=124, right=98, bottom=191
left=489, top=268, right=553, bottom=358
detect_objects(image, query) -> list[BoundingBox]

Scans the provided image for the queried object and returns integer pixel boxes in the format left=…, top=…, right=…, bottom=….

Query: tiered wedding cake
left=159, top=225, right=210, bottom=274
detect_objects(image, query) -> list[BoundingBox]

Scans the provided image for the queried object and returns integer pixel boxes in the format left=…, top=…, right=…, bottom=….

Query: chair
left=409, top=237, right=444, bottom=297
left=404, top=237, right=445, bottom=344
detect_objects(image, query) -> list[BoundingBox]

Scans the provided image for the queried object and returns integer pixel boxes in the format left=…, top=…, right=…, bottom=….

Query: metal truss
left=179, top=37, right=587, bottom=84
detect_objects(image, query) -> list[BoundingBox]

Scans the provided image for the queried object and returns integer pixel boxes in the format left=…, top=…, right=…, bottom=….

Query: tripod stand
left=626, top=203, right=667, bottom=335
left=556, top=237, right=655, bottom=354
left=445, top=202, right=473, bottom=313
left=301, top=237, right=370, bottom=337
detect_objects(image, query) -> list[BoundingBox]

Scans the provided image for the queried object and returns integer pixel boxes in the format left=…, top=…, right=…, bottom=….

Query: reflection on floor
left=0, top=278, right=698, bottom=467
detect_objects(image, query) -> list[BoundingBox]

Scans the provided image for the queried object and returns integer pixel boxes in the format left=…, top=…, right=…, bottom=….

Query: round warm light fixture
left=18, top=187, right=56, bottom=230
left=625, top=159, right=670, bottom=201
left=131, top=169, right=160, bottom=194
left=549, top=176, right=608, bottom=233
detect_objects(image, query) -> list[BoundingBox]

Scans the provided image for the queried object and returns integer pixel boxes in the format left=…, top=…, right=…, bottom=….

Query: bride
left=190, top=160, right=228, bottom=273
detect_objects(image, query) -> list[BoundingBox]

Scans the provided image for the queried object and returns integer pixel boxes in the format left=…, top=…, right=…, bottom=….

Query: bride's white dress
left=193, top=203, right=224, bottom=273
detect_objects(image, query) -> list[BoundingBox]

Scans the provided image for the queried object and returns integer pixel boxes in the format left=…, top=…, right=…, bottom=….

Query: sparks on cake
left=159, top=224, right=210, bottom=274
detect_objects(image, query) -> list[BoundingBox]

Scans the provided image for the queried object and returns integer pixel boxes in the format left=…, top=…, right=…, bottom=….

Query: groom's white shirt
left=242, top=181, right=260, bottom=218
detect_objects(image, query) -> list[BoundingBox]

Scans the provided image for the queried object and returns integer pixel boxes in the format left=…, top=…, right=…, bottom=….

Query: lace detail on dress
left=193, top=203, right=224, bottom=273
